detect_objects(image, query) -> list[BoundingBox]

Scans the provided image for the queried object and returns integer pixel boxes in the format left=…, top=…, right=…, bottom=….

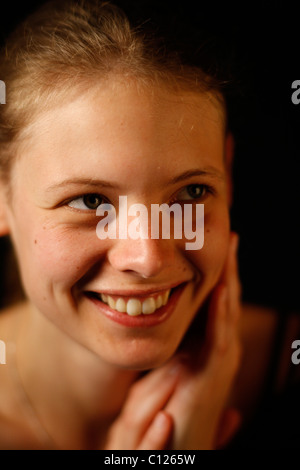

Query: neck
left=13, top=302, right=139, bottom=449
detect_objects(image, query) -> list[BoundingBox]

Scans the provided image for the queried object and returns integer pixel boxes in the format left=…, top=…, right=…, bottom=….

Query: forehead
left=14, top=81, right=226, bottom=185
left=20, top=80, right=225, bottom=146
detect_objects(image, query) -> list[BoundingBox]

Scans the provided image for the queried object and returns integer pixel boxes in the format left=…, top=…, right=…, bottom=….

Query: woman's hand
left=104, top=232, right=242, bottom=450
left=164, top=232, right=242, bottom=449
left=103, top=359, right=181, bottom=449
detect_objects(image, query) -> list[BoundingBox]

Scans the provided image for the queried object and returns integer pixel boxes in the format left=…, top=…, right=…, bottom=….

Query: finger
left=222, top=232, right=241, bottom=325
left=204, top=257, right=241, bottom=390
left=122, top=360, right=182, bottom=420
left=222, top=233, right=242, bottom=357
left=210, top=232, right=241, bottom=358
left=205, top=232, right=240, bottom=356
left=138, top=411, right=173, bottom=450
left=212, top=284, right=229, bottom=353
left=204, top=282, right=228, bottom=357
left=112, top=361, right=182, bottom=448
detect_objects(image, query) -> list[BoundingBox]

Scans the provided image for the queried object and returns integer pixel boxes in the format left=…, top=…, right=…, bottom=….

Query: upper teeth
left=100, top=290, right=171, bottom=316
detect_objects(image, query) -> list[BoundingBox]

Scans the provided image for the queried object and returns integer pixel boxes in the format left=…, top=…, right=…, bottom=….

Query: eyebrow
left=45, top=167, right=224, bottom=192
left=46, top=178, right=122, bottom=192
left=169, top=167, right=225, bottom=184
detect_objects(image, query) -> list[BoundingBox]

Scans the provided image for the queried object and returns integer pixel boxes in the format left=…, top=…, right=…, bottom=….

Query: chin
left=102, top=344, right=177, bottom=372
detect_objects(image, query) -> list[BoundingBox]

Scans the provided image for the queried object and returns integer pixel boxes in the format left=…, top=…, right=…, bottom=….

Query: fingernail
left=167, top=357, right=187, bottom=377
left=153, top=411, right=168, bottom=429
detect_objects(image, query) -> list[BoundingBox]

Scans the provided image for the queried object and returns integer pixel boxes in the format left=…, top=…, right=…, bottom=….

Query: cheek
left=33, top=228, right=107, bottom=284
left=11, top=215, right=107, bottom=295
left=185, top=206, right=230, bottom=286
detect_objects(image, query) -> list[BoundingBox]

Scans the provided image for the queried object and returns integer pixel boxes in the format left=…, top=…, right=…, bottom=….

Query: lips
left=84, top=283, right=186, bottom=327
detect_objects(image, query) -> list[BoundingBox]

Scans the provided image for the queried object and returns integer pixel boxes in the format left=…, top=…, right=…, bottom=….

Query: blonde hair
left=0, top=0, right=226, bottom=180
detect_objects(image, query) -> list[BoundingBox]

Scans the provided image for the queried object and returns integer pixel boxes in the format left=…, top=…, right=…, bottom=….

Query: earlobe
left=225, top=132, right=235, bottom=207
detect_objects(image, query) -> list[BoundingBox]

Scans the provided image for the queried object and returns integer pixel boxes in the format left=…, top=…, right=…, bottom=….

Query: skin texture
left=3, top=81, right=231, bottom=368
left=0, top=81, right=240, bottom=449
left=105, top=233, right=241, bottom=450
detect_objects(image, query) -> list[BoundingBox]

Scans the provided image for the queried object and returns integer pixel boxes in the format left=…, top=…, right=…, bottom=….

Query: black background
left=0, top=0, right=299, bottom=312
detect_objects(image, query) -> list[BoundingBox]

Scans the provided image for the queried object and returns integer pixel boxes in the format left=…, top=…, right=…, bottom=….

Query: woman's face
left=3, top=81, right=231, bottom=369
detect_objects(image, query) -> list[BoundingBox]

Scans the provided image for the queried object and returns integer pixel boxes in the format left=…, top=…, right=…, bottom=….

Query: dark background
left=0, top=0, right=299, bottom=312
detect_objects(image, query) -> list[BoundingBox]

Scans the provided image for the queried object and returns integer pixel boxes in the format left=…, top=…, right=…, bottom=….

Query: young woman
left=0, top=0, right=298, bottom=449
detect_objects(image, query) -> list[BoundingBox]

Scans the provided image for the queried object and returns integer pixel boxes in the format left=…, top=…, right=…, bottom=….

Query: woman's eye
left=67, top=194, right=105, bottom=211
left=175, top=184, right=210, bottom=202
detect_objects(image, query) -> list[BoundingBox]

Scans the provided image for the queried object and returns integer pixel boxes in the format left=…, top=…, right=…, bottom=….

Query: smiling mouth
left=85, top=287, right=177, bottom=317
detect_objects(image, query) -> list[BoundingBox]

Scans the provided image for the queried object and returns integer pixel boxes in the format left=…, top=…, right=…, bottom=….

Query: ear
left=224, top=132, right=235, bottom=207
left=0, top=185, right=10, bottom=236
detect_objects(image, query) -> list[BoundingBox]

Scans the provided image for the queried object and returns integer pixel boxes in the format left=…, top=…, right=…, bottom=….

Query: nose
left=107, top=237, right=175, bottom=279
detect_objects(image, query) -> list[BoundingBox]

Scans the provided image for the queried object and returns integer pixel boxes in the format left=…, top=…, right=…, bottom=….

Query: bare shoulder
left=0, top=302, right=22, bottom=336
left=233, top=302, right=300, bottom=419
left=0, top=304, right=19, bottom=447
left=0, top=302, right=39, bottom=449
left=0, top=301, right=31, bottom=347
left=239, top=303, right=278, bottom=356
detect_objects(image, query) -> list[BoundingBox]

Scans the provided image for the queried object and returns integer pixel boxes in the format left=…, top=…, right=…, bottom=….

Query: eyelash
left=170, top=184, right=214, bottom=204
left=66, top=184, right=214, bottom=212
left=66, top=194, right=108, bottom=211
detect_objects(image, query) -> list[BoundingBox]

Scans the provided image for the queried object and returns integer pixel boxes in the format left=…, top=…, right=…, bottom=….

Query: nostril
left=107, top=239, right=167, bottom=278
